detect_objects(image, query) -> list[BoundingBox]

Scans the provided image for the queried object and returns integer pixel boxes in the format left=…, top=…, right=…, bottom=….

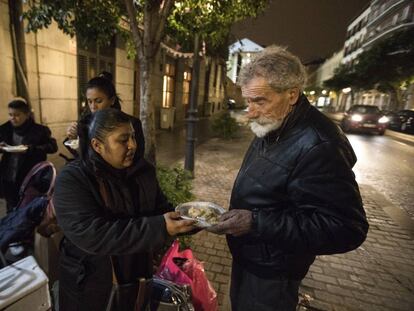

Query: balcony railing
left=367, top=0, right=407, bottom=26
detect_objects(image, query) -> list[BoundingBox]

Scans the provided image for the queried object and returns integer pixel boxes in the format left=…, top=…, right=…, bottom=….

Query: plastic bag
left=156, top=240, right=218, bottom=311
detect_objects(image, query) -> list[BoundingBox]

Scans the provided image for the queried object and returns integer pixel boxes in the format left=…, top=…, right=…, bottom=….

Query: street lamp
left=184, top=33, right=200, bottom=176
left=182, top=1, right=213, bottom=177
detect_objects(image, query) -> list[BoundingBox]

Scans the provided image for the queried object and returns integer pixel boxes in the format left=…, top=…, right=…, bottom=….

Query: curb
left=385, top=129, right=414, bottom=144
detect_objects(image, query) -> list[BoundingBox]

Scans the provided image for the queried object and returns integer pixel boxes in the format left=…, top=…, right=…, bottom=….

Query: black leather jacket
left=227, top=96, right=368, bottom=280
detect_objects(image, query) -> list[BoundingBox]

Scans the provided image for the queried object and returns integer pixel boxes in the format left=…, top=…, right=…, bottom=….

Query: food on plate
left=64, top=139, right=79, bottom=149
left=176, top=201, right=225, bottom=228
left=187, top=206, right=220, bottom=225
left=1, top=145, right=28, bottom=153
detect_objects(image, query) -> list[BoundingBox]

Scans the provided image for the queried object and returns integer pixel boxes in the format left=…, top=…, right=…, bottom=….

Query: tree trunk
left=139, top=57, right=157, bottom=165
left=124, top=0, right=175, bottom=165
left=9, top=0, right=30, bottom=103
left=395, top=87, right=403, bottom=111
left=387, top=83, right=402, bottom=111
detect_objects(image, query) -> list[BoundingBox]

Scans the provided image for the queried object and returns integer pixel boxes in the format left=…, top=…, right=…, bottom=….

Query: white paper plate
left=64, top=139, right=79, bottom=149
left=2, top=145, right=28, bottom=153
left=176, top=201, right=225, bottom=228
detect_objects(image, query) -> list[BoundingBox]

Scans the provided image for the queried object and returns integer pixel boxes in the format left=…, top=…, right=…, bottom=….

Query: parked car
left=341, top=105, right=389, bottom=135
left=386, top=110, right=414, bottom=134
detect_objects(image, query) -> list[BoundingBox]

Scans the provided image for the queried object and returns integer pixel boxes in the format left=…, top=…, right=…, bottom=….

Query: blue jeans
left=230, top=261, right=301, bottom=311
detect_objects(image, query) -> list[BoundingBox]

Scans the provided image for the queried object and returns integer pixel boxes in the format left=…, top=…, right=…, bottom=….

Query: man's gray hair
left=238, top=45, right=307, bottom=92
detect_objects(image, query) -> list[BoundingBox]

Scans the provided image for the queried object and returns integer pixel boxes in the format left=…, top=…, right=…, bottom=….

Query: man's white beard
left=249, top=117, right=284, bottom=138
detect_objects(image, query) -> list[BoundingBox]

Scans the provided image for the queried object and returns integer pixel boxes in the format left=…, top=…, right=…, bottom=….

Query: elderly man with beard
left=210, top=46, right=368, bottom=311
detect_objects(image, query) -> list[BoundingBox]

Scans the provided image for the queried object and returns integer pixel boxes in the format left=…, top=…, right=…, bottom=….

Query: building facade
left=226, top=38, right=263, bottom=106
left=227, top=38, right=263, bottom=83
left=1, top=0, right=225, bottom=161
left=363, top=0, right=414, bottom=49
left=342, top=6, right=371, bottom=66
left=326, top=0, right=414, bottom=111
left=360, top=0, right=414, bottom=109
left=306, top=50, right=346, bottom=110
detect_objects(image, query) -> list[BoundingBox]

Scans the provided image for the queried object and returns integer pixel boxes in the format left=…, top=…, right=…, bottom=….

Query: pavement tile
left=312, top=272, right=339, bottom=285
left=325, top=284, right=354, bottom=298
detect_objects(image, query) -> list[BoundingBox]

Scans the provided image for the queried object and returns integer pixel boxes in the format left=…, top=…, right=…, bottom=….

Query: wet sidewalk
left=170, top=125, right=414, bottom=310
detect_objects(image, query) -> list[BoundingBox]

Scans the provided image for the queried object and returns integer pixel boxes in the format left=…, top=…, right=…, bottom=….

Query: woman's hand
left=163, top=212, right=197, bottom=236
left=66, top=122, right=78, bottom=139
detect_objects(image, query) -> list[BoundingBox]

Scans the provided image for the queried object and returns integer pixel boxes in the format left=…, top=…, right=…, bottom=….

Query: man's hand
left=208, top=209, right=252, bottom=236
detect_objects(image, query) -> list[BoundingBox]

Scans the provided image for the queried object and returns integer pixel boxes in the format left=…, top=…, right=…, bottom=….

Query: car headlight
left=378, top=116, right=389, bottom=123
left=351, top=114, right=363, bottom=122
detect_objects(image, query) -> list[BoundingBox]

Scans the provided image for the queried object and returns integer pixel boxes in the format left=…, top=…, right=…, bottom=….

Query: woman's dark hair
left=86, top=72, right=121, bottom=110
left=78, top=108, right=131, bottom=161
left=8, top=98, right=31, bottom=114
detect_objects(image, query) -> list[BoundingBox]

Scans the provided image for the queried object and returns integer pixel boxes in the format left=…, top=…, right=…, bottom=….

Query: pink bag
left=156, top=240, right=218, bottom=311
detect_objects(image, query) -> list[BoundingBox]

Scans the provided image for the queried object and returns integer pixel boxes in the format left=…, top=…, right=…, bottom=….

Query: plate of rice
left=176, top=201, right=225, bottom=228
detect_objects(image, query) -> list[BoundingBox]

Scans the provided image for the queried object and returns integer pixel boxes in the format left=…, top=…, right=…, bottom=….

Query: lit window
left=183, top=69, right=192, bottom=106
left=162, top=63, right=176, bottom=108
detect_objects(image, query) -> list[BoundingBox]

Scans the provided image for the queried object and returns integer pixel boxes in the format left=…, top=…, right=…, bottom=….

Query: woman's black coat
left=0, top=119, right=57, bottom=188
left=53, top=155, right=172, bottom=311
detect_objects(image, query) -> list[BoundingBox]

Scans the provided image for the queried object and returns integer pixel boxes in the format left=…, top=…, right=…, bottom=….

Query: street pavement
left=1, top=116, right=414, bottom=310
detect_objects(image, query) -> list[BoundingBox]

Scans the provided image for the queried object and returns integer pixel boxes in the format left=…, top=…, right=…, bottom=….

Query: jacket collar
left=263, top=94, right=311, bottom=145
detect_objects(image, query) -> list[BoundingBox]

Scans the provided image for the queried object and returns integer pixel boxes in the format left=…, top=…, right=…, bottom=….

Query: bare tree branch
left=124, top=0, right=143, bottom=59
left=152, top=0, right=175, bottom=55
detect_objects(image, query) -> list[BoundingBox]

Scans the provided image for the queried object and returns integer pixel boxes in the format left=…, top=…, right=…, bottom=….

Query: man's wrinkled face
left=241, top=77, right=299, bottom=137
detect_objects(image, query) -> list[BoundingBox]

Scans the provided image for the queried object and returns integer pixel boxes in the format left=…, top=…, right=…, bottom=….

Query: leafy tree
left=167, top=1, right=269, bottom=54
left=353, top=28, right=414, bottom=110
left=22, top=0, right=269, bottom=163
left=323, top=65, right=358, bottom=92
left=211, top=111, right=240, bottom=139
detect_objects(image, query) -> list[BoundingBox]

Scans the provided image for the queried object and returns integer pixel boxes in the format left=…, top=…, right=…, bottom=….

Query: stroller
left=0, top=161, right=56, bottom=266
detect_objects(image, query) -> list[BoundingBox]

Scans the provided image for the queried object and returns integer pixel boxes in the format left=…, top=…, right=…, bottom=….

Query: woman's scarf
left=12, top=117, right=34, bottom=136
left=84, top=152, right=139, bottom=216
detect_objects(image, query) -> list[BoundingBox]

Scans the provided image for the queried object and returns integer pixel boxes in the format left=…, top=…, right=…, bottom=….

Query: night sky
left=232, top=0, right=371, bottom=63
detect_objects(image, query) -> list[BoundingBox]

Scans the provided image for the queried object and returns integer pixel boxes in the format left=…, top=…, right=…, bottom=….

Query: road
left=346, top=133, right=414, bottom=220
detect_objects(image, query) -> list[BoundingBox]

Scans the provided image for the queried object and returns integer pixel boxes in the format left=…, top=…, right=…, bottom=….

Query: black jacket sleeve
left=54, top=166, right=170, bottom=256
left=29, top=126, right=58, bottom=154
left=254, top=141, right=368, bottom=255
left=155, top=185, right=174, bottom=214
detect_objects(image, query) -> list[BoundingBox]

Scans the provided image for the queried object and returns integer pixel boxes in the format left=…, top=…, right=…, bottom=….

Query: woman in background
left=54, top=108, right=195, bottom=311
left=65, top=72, right=145, bottom=157
left=0, top=98, right=57, bottom=212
